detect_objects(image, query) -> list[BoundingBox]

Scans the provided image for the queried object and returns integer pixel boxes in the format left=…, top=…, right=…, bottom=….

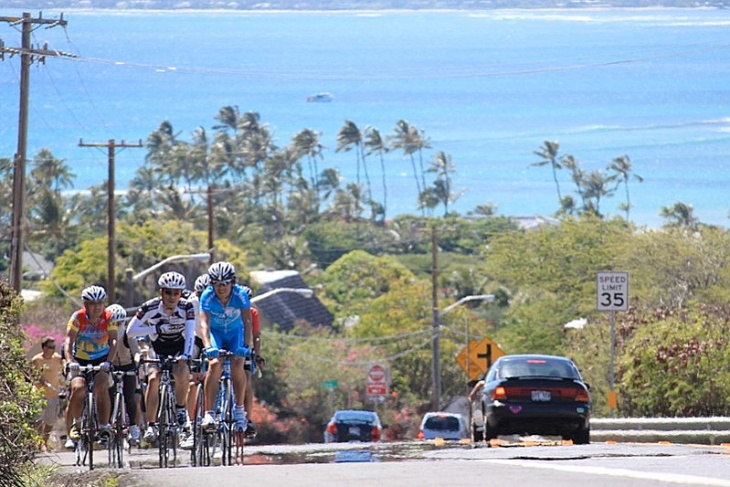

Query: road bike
left=142, top=356, right=182, bottom=468
left=71, top=364, right=102, bottom=469
left=108, top=368, right=138, bottom=467
left=194, top=350, right=244, bottom=466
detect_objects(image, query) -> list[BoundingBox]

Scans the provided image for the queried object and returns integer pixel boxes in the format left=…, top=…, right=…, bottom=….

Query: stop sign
left=368, top=364, right=386, bottom=382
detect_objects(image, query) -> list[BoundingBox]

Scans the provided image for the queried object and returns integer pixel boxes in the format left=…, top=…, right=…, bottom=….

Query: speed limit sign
left=596, top=271, right=629, bottom=311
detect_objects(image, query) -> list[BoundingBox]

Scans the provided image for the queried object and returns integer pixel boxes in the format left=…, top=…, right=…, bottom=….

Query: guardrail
left=591, top=417, right=730, bottom=445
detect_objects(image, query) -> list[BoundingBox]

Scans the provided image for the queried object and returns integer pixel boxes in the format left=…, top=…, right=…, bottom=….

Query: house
left=249, top=270, right=334, bottom=332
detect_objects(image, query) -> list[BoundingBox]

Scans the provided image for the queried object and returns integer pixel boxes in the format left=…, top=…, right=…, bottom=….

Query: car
left=479, top=354, right=591, bottom=444
left=417, top=412, right=469, bottom=440
left=324, top=409, right=383, bottom=443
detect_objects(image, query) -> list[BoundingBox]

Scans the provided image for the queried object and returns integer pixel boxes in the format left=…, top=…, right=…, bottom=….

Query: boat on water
left=307, top=92, right=333, bottom=103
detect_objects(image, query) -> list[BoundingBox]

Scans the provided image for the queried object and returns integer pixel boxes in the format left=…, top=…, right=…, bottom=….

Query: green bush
left=0, top=280, right=43, bottom=487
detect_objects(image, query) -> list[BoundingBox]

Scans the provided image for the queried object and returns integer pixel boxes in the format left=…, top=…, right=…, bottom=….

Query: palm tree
left=389, top=120, right=431, bottom=209
left=660, top=202, right=699, bottom=230
left=426, top=151, right=458, bottom=216
left=30, top=148, right=75, bottom=194
left=608, top=155, right=643, bottom=221
left=531, top=140, right=563, bottom=204
left=581, top=170, right=616, bottom=218
left=292, top=129, right=324, bottom=205
left=364, top=127, right=389, bottom=219
left=336, top=120, right=372, bottom=204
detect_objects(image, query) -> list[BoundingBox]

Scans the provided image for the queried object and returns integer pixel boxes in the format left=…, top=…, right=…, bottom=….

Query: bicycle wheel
left=220, top=379, right=233, bottom=466
left=192, top=382, right=209, bottom=467
left=86, top=390, right=97, bottom=470
left=109, top=391, right=125, bottom=468
left=158, top=383, right=170, bottom=468
left=74, top=391, right=90, bottom=467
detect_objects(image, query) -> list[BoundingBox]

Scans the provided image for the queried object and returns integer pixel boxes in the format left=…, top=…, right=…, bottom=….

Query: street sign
left=323, top=380, right=338, bottom=390
left=456, top=340, right=484, bottom=380
left=456, top=337, right=506, bottom=379
left=367, top=363, right=388, bottom=402
left=596, top=271, right=629, bottom=311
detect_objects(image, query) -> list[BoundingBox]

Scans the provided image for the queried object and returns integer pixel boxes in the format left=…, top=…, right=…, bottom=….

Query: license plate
left=531, top=390, right=551, bottom=401
left=348, top=426, right=361, bottom=436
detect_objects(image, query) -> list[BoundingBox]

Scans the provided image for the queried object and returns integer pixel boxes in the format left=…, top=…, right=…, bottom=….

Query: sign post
left=366, top=364, right=388, bottom=403
left=596, top=271, right=629, bottom=413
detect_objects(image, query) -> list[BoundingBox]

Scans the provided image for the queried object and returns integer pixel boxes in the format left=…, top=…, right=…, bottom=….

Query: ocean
left=2, top=8, right=730, bottom=228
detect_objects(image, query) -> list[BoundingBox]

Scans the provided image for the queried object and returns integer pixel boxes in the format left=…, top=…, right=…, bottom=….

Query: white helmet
left=194, top=274, right=211, bottom=293
left=208, top=261, right=236, bottom=283
left=81, top=285, right=107, bottom=302
left=157, top=271, right=186, bottom=290
left=106, top=304, right=127, bottom=321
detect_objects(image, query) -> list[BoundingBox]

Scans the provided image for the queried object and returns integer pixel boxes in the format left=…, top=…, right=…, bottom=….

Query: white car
left=417, top=412, right=469, bottom=440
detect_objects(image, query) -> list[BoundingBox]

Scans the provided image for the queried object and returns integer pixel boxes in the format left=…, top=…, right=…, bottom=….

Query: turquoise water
left=2, top=9, right=730, bottom=227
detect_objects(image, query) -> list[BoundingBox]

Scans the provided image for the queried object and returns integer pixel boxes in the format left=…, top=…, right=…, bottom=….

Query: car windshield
left=496, top=358, right=579, bottom=380
left=335, top=411, right=376, bottom=423
left=424, top=415, right=461, bottom=431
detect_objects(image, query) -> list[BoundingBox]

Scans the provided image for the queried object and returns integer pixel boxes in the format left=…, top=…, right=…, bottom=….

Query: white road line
left=484, top=459, right=730, bottom=486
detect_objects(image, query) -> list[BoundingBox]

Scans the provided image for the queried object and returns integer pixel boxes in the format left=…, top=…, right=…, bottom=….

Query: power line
left=1, top=11, right=71, bottom=294
left=79, top=138, right=143, bottom=300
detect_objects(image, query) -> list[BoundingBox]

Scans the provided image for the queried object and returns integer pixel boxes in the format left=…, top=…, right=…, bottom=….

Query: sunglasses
left=162, top=289, right=182, bottom=296
left=43, top=344, right=56, bottom=350
left=212, top=281, right=232, bottom=287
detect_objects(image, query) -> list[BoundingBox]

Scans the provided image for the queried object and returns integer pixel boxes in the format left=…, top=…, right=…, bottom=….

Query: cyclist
left=199, top=261, right=253, bottom=434
left=63, top=285, right=118, bottom=449
left=240, top=285, right=264, bottom=439
left=126, top=271, right=195, bottom=447
left=185, top=274, right=210, bottom=420
left=107, top=304, right=142, bottom=447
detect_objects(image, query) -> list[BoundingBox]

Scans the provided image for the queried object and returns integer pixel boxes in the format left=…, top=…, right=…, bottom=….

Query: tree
left=0, top=281, right=43, bottom=486
left=424, top=151, right=459, bottom=216
left=531, top=140, right=563, bottom=204
left=364, top=126, right=390, bottom=220
left=336, top=120, right=371, bottom=204
left=389, top=120, right=431, bottom=209
left=608, top=155, right=643, bottom=221
left=29, top=148, right=75, bottom=194
left=292, top=128, right=325, bottom=203
left=660, top=201, right=699, bottom=230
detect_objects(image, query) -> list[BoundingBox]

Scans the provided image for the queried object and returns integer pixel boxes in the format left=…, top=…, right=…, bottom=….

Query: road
left=38, top=440, right=730, bottom=486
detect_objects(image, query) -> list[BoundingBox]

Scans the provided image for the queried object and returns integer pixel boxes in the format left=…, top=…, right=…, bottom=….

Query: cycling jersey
left=67, top=308, right=117, bottom=361
left=126, top=296, right=195, bottom=358
left=199, top=283, right=250, bottom=334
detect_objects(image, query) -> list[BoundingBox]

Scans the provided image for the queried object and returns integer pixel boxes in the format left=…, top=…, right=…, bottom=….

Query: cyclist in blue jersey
left=199, top=261, right=253, bottom=433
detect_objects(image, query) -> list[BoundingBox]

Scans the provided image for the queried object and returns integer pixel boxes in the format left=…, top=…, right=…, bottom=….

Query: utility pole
left=1, top=12, right=71, bottom=293
left=79, top=139, right=142, bottom=300
left=431, top=225, right=440, bottom=411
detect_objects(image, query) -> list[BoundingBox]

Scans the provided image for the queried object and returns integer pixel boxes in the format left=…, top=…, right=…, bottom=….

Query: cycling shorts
left=210, top=326, right=243, bottom=355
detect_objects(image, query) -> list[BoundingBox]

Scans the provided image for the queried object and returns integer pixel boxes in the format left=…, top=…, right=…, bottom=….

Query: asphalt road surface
left=38, top=440, right=730, bottom=486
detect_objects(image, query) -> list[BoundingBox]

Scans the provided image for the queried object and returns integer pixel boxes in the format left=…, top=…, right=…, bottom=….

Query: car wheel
left=571, top=426, right=590, bottom=445
left=483, top=419, right=498, bottom=441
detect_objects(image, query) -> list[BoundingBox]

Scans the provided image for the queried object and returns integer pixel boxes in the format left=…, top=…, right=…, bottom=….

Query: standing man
left=64, top=285, right=118, bottom=449
left=200, top=261, right=253, bottom=433
left=31, top=336, right=63, bottom=451
left=126, top=271, right=195, bottom=447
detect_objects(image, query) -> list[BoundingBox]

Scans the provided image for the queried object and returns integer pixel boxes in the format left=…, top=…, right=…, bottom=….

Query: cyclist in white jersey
left=126, top=271, right=195, bottom=444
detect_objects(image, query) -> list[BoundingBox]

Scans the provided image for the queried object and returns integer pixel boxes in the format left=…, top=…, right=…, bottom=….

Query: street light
left=125, top=252, right=211, bottom=308
left=432, top=294, right=495, bottom=411
left=251, top=287, right=313, bottom=304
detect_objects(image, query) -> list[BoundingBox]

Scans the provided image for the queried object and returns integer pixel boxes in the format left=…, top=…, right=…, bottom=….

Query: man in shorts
left=199, top=261, right=253, bottom=433
left=31, top=336, right=64, bottom=451
left=126, top=271, right=195, bottom=445
left=63, top=285, right=118, bottom=449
